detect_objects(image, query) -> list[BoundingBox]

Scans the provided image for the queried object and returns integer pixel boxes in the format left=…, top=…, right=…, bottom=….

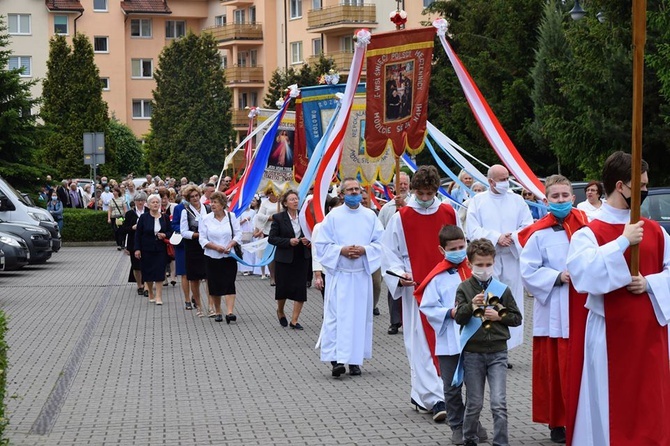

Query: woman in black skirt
left=180, top=185, right=210, bottom=316
left=134, top=194, right=173, bottom=305
left=123, top=191, right=148, bottom=295
left=199, top=192, right=242, bottom=323
left=268, top=190, right=311, bottom=330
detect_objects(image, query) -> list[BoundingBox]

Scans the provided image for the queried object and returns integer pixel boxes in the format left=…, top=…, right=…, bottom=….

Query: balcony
left=232, top=108, right=252, bottom=128
left=224, top=65, right=264, bottom=85
left=205, top=23, right=263, bottom=46
left=307, top=4, right=376, bottom=33
left=220, top=0, right=254, bottom=6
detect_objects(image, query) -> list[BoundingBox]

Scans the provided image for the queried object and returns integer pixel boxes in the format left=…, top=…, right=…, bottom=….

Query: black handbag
left=227, top=211, right=243, bottom=258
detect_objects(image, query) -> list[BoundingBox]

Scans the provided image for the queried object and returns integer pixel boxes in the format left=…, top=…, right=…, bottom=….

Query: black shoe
left=349, top=365, right=361, bottom=376
left=289, top=322, right=304, bottom=330
left=410, top=398, right=430, bottom=414
left=278, top=315, right=288, bottom=327
left=170, top=280, right=177, bottom=286
left=550, top=427, right=566, bottom=443
left=507, top=362, right=513, bottom=369
left=185, top=302, right=192, bottom=310
left=214, top=314, right=223, bottom=322
left=388, top=324, right=399, bottom=335
left=191, top=298, right=198, bottom=309
left=331, top=363, right=345, bottom=377
left=306, top=281, right=311, bottom=288
left=226, top=314, right=237, bottom=324
left=143, top=290, right=149, bottom=297
left=373, top=307, right=380, bottom=316
left=464, top=441, right=477, bottom=446
left=137, top=288, right=144, bottom=296
left=432, top=401, right=447, bottom=422
left=117, top=246, right=123, bottom=251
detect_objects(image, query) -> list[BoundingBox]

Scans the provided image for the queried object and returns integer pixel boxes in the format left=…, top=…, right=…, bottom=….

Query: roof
left=45, top=0, right=85, bottom=12
left=120, top=0, right=171, bottom=14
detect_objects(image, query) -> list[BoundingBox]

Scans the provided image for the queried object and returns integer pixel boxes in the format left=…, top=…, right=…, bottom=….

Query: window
left=8, top=14, right=31, bottom=35
left=250, top=92, right=258, bottom=106
left=132, top=100, right=152, bottom=119
left=94, top=36, right=109, bottom=53
left=130, top=19, right=152, bottom=37
left=290, top=0, right=302, bottom=19
left=312, top=0, right=322, bottom=10
left=215, top=15, right=227, bottom=26
left=312, top=38, right=322, bottom=56
left=234, top=9, right=245, bottom=24
left=100, top=78, right=110, bottom=91
left=249, top=7, right=257, bottom=24
left=54, top=15, right=68, bottom=34
left=221, top=54, right=228, bottom=69
left=423, top=0, right=434, bottom=6
left=165, top=20, right=186, bottom=39
left=250, top=50, right=258, bottom=67
left=290, top=41, right=303, bottom=65
left=341, top=0, right=363, bottom=5
left=238, top=92, right=248, bottom=109
left=341, top=35, right=354, bottom=53
left=237, top=52, right=248, bottom=67
left=93, top=0, right=108, bottom=11
left=8, top=56, right=31, bottom=77
left=131, top=59, right=153, bottom=78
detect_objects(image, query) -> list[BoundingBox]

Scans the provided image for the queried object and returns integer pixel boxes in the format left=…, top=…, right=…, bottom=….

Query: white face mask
left=471, top=265, right=494, bottom=282
left=494, top=181, right=509, bottom=194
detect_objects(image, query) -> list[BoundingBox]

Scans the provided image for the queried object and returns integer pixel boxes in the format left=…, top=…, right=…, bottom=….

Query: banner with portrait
left=365, top=27, right=435, bottom=157
left=256, top=109, right=298, bottom=193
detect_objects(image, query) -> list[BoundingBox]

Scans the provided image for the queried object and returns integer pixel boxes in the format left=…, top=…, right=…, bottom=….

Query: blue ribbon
left=401, top=154, right=456, bottom=202
left=451, top=278, right=508, bottom=387
left=425, top=138, right=475, bottom=199
left=228, top=242, right=276, bottom=267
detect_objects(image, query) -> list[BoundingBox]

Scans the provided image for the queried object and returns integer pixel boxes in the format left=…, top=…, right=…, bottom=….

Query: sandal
left=196, top=309, right=203, bottom=317
left=185, top=302, right=192, bottom=310
left=208, top=309, right=216, bottom=318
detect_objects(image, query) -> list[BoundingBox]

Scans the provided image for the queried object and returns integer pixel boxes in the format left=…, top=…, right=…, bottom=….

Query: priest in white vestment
left=315, top=178, right=384, bottom=377
left=467, top=164, right=533, bottom=349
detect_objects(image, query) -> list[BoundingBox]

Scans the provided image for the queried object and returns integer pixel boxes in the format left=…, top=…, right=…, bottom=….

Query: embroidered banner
left=365, top=27, right=435, bottom=158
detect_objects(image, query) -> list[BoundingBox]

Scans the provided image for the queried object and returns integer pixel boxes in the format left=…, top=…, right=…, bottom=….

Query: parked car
left=570, top=182, right=589, bottom=207
left=0, top=176, right=62, bottom=252
left=641, top=187, right=670, bottom=234
left=0, top=221, right=52, bottom=264
left=0, top=231, right=29, bottom=270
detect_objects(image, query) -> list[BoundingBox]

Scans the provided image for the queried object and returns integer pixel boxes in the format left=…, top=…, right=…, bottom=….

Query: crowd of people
left=62, top=153, right=666, bottom=446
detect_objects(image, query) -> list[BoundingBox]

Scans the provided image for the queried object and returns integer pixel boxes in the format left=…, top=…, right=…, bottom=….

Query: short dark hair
left=584, top=180, right=604, bottom=199
left=438, top=225, right=465, bottom=247
left=410, top=165, right=440, bottom=191
left=210, top=191, right=228, bottom=208
left=602, top=151, right=648, bottom=196
left=280, top=189, right=298, bottom=209
left=466, top=238, right=496, bottom=262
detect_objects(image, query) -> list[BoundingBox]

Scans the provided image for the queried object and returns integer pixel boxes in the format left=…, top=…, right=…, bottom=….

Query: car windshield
left=1, top=181, right=31, bottom=206
left=641, top=193, right=670, bottom=223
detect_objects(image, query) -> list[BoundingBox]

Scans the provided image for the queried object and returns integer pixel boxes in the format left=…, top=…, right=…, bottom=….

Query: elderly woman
left=448, top=169, right=475, bottom=204
left=124, top=191, right=148, bottom=295
left=134, top=194, right=173, bottom=305
left=254, top=186, right=281, bottom=283
left=576, top=180, right=604, bottom=219
left=268, top=190, right=311, bottom=330
left=108, top=186, right=128, bottom=250
left=180, top=185, right=211, bottom=316
left=199, top=192, right=242, bottom=323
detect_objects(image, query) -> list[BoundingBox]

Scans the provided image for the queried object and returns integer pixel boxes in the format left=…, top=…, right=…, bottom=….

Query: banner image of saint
left=269, top=129, right=294, bottom=168
left=256, top=109, right=298, bottom=191
left=385, top=62, right=414, bottom=122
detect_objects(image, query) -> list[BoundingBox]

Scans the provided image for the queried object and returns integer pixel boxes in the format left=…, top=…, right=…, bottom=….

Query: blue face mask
left=548, top=201, right=572, bottom=219
left=344, top=194, right=362, bottom=208
left=415, top=197, right=434, bottom=209
left=104, top=186, right=110, bottom=192
left=51, top=196, right=57, bottom=201
left=444, top=249, right=467, bottom=265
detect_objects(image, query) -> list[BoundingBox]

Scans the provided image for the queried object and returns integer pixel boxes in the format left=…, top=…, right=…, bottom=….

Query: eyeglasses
left=190, top=194, right=200, bottom=199
left=585, top=188, right=598, bottom=193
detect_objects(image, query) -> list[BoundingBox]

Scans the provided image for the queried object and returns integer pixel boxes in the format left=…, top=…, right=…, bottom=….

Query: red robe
left=400, top=203, right=457, bottom=371
left=587, top=218, right=670, bottom=445
left=518, top=210, right=589, bottom=435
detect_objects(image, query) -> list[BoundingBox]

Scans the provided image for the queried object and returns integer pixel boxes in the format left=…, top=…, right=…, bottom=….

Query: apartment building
left=2, top=0, right=437, bottom=138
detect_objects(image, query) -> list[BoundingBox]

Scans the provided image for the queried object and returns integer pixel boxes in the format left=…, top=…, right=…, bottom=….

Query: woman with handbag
left=108, top=187, right=128, bottom=251
left=134, top=194, right=173, bottom=305
left=199, top=192, right=242, bottom=323
left=268, top=190, right=311, bottom=330
left=124, top=192, right=147, bottom=295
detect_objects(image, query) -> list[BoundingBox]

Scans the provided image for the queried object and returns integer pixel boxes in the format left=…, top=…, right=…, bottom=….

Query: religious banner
left=256, top=109, right=298, bottom=193
left=294, top=84, right=365, bottom=182
left=339, top=94, right=395, bottom=185
left=365, top=27, right=436, bottom=157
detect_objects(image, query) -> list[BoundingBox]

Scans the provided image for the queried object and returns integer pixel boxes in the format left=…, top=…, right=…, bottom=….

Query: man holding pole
left=566, top=151, right=670, bottom=445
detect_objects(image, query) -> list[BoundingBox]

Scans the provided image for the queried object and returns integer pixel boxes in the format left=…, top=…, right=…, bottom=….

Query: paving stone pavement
left=1, top=246, right=559, bottom=445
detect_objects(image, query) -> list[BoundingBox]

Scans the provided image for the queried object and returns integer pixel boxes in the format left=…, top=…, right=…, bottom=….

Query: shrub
left=62, top=208, right=115, bottom=242
left=0, top=310, right=8, bottom=445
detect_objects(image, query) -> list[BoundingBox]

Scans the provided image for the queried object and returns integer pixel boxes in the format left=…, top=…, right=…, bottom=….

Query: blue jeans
left=438, top=354, right=465, bottom=430
left=463, top=350, right=508, bottom=445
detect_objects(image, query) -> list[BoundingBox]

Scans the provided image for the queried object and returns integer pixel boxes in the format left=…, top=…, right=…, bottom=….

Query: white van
left=0, top=176, right=62, bottom=252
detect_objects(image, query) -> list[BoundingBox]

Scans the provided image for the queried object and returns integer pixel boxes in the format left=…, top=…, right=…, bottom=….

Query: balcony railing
left=307, top=4, right=376, bottom=30
left=205, top=23, right=263, bottom=42
left=224, top=65, right=264, bottom=83
left=232, top=108, right=252, bottom=127
left=220, top=0, right=254, bottom=6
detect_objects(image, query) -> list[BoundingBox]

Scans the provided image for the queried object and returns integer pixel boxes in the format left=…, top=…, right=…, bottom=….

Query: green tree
left=424, top=0, right=546, bottom=173
left=263, top=67, right=298, bottom=109
left=41, top=34, right=109, bottom=178
left=264, top=54, right=337, bottom=109
left=101, top=117, right=144, bottom=178
left=148, top=32, right=235, bottom=180
left=0, top=16, right=42, bottom=185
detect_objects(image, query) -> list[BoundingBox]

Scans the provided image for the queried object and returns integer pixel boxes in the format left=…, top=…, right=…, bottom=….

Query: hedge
left=0, top=310, right=8, bottom=445
left=62, top=208, right=115, bottom=242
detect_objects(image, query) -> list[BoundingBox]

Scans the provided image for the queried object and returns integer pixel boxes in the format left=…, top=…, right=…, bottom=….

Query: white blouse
left=198, top=211, right=242, bottom=259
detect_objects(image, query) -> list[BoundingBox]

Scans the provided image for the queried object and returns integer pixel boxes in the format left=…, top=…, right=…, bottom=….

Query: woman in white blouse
left=238, top=200, right=257, bottom=276
left=576, top=180, right=604, bottom=219
left=199, top=192, right=242, bottom=323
